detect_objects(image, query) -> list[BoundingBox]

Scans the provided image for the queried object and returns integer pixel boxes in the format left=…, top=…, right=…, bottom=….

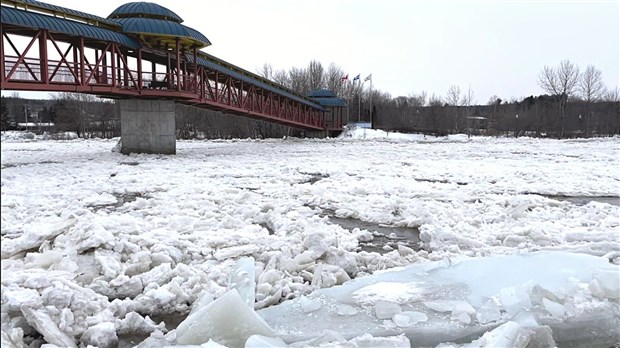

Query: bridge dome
left=108, top=2, right=211, bottom=48
left=108, top=2, right=183, bottom=23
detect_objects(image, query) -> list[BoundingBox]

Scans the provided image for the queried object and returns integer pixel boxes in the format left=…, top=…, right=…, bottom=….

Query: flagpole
left=347, top=101, right=350, bottom=125
left=369, top=77, right=372, bottom=124
left=357, top=79, right=361, bottom=122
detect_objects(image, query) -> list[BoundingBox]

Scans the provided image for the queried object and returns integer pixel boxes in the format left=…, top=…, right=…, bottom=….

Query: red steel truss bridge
left=0, top=0, right=333, bottom=131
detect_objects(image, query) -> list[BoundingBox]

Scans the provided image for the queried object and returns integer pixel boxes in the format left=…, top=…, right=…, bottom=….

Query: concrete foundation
left=120, top=99, right=176, bottom=154
left=305, top=130, right=328, bottom=138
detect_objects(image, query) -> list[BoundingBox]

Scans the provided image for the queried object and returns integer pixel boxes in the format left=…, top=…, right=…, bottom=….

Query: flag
left=365, top=74, right=372, bottom=82
left=341, top=74, right=349, bottom=81
left=353, top=74, right=360, bottom=81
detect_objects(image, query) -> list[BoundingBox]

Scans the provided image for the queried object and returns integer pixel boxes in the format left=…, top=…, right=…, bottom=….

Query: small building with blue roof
left=308, top=89, right=347, bottom=134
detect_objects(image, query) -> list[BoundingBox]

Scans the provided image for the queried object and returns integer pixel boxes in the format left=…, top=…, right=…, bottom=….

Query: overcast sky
left=4, top=0, right=619, bottom=104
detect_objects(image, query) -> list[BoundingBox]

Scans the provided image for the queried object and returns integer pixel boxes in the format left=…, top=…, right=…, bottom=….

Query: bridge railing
left=1, top=27, right=324, bottom=129
left=4, top=54, right=204, bottom=95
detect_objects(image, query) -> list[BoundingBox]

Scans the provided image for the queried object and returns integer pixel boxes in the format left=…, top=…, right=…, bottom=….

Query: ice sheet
left=258, top=251, right=620, bottom=346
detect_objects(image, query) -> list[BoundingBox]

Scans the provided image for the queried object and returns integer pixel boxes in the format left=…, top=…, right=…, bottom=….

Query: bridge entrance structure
left=1, top=0, right=339, bottom=153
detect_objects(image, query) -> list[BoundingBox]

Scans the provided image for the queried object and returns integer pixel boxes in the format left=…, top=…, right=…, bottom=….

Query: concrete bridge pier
left=120, top=100, right=176, bottom=155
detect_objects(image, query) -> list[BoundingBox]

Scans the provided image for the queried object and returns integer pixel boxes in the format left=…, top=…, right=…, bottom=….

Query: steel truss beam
left=0, top=24, right=326, bottom=130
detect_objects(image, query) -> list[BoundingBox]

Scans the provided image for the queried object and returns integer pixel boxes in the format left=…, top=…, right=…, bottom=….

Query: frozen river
left=1, top=131, right=619, bottom=347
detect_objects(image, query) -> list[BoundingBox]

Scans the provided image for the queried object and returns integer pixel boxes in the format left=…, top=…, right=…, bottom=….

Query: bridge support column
left=120, top=100, right=176, bottom=155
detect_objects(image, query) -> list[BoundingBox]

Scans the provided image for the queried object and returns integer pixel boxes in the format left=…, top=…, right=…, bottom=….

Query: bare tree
left=325, top=63, right=345, bottom=97
left=487, top=95, right=501, bottom=105
left=407, top=91, right=427, bottom=107
left=306, top=60, right=325, bottom=93
left=579, top=65, right=605, bottom=102
left=288, top=67, right=309, bottom=95
left=603, top=87, right=620, bottom=102
left=445, top=85, right=461, bottom=106
left=537, top=59, right=580, bottom=138
left=538, top=60, right=580, bottom=96
left=578, top=65, right=605, bottom=136
left=52, top=92, right=98, bottom=137
left=0, top=96, right=9, bottom=132
left=393, top=96, right=409, bottom=108
left=461, top=86, right=475, bottom=119
left=461, top=86, right=475, bottom=107
left=272, top=69, right=290, bottom=87
left=428, top=94, right=447, bottom=135
left=257, top=63, right=274, bottom=80
left=446, top=85, right=461, bottom=131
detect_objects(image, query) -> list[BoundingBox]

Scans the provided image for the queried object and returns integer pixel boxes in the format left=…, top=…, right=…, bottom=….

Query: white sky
left=3, top=0, right=619, bottom=103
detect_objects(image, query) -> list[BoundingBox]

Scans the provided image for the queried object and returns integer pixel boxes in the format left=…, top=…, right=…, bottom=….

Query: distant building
left=17, top=122, right=55, bottom=132
left=347, top=121, right=372, bottom=129
left=308, top=89, right=347, bottom=135
left=466, top=116, right=488, bottom=136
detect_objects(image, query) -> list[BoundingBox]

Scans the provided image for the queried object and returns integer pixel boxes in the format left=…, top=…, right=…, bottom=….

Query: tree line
left=256, top=59, right=619, bottom=138
left=1, top=59, right=618, bottom=138
left=1, top=93, right=301, bottom=139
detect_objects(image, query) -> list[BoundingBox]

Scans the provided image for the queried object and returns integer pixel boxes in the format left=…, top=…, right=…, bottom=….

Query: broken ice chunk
left=202, top=339, right=228, bottom=347
left=312, top=264, right=350, bottom=289
left=498, top=286, right=531, bottom=316
left=289, top=330, right=346, bottom=347
left=80, top=321, right=118, bottom=348
left=228, top=257, right=256, bottom=309
left=335, top=333, right=411, bottom=347
left=353, top=282, right=426, bottom=305
left=476, top=299, right=501, bottom=324
left=374, top=301, right=402, bottom=320
left=473, top=320, right=523, bottom=347
left=424, top=300, right=457, bottom=313
left=144, top=286, right=176, bottom=306
left=175, top=290, right=274, bottom=347
left=450, top=302, right=476, bottom=324
left=393, top=311, right=428, bottom=327
left=245, top=335, right=288, bottom=347
left=214, top=245, right=260, bottom=261
left=2, top=287, right=42, bottom=312
left=299, top=296, right=321, bottom=313
left=542, top=298, right=565, bottom=318
left=423, top=300, right=476, bottom=324
left=589, top=270, right=620, bottom=300
left=189, top=292, right=214, bottom=316
left=336, top=304, right=357, bottom=316
left=21, top=307, right=77, bottom=348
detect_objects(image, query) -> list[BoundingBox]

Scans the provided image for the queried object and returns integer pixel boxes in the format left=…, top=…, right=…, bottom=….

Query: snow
left=1, top=130, right=619, bottom=347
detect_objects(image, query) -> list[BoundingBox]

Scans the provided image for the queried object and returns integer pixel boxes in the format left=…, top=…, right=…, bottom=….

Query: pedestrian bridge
left=1, top=0, right=344, bottom=153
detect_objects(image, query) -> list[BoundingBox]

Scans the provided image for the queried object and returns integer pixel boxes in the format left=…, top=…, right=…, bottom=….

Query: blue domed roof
left=113, top=18, right=210, bottom=47
left=308, top=89, right=347, bottom=107
left=108, top=2, right=183, bottom=23
left=308, top=89, right=337, bottom=98
left=108, top=2, right=211, bottom=48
